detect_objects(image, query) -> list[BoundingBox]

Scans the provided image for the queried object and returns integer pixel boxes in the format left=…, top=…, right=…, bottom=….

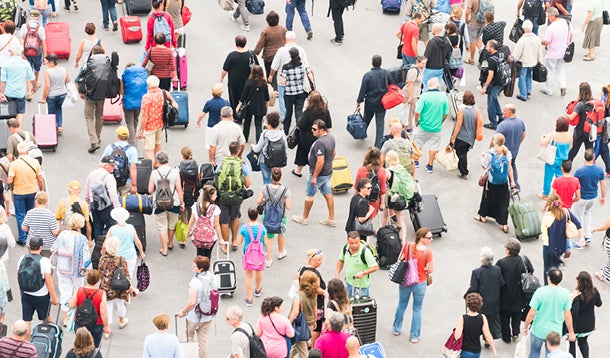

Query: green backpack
left=217, top=156, right=245, bottom=206
left=0, top=0, right=16, bottom=22
left=388, top=138, right=414, bottom=174
left=389, top=166, right=415, bottom=201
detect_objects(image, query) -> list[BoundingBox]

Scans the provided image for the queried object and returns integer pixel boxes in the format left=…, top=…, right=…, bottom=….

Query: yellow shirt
left=8, top=156, right=41, bottom=195
left=55, top=196, right=90, bottom=222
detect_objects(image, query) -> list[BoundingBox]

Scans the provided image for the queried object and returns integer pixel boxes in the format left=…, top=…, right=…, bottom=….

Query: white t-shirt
left=186, top=272, right=219, bottom=323
left=0, top=224, right=16, bottom=262
left=17, top=254, right=51, bottom=296
left=190, top=203, right=221, bottom=242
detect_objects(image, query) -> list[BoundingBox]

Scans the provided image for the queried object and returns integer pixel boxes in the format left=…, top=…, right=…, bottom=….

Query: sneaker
left=228, top=10, right=236, bottom=22
left=483, top=123, right=497, bottom=130
left=292, top=215, right=309, bottom=225
left=512, top=335, right=519, bottom=341
left=112, top=22, right=118, bottom=32
left=63, top=6, right=70, bottom=11
left=244, top=298, right=253, bottom=307
left=88, top=143, right=100, bottom=153
left=585, top=238, right=592, bottom=245
left=410, top=337, right=420, bottom=343
left=265, top=260, right=272, bottom=268
left=119, top=318, right=129, bottom=329
left=330, top=38, right=342, bottom=45
left=319, top=219, right=337, bottom=227
left=606, top=172, right=610, bottom=177
left=254, top=288, right=264, bottom=297
left=458, top=173, right=468, bottom=180
left=560, top=88, right=567, bottom=96
left=307, top=31, right=313, bottom=40
left=414, top=160, right=420, bottom=168
left=277, top=250, right=287, bottom=259
left=240, top=24, right=251, bottom=31
left=540, top=88, right=552, bottom=96
left=425, top=164, right=433, bottom=173
left=516, top=96, right=527, bottom=102
left=571, top=241, right=584, bottom=250
left=392, top=331, right=401, bottom=336
left=104, top=27, right=109, bottom=31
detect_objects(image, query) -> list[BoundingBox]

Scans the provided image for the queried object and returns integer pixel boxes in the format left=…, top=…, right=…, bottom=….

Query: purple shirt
left=544, top=19, right=571, bottom=59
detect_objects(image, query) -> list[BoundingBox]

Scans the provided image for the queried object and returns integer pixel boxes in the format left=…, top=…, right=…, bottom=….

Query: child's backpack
left=243, top=224, right=265, bottom=271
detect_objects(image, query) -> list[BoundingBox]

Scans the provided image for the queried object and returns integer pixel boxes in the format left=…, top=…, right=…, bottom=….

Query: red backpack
left=583, top=99, right=605, bottom=134
left=24, top=24, right=42, bottom=57
left=192, top=204, right=216, bottom=249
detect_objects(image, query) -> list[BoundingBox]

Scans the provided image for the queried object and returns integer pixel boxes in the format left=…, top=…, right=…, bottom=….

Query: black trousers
left=283, top=92, right=307, bottom=135
left=331, top=6, right=345, bottom=40
left=500, top=310, right=521, bottom=342
left=454, top=138, right=471, bottom=176
left=243, top=114, right=263, bottom=143
left=568, top=129, right=593, bottom=161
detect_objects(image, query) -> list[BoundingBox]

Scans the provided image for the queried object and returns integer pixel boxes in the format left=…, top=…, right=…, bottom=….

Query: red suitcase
left=103, top=96, right=123, bottom=123
left=120, top=15, right=142, bottom=44
left=172, top=46, right=188, bottom=90
left=33, top=104, right=58, bottom=151
left=45, top=22, right=71, bottom=60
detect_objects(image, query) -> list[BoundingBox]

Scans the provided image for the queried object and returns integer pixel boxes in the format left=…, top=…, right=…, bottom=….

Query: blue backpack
left=122, top=66, right=148, bottom=110
left=489, top=153, right=509, bottom=185
left=262, top=186, right=286, bottom=234
left=153, top=12, right=172, bottom=43
left=246, top=0, right=265, bottom=14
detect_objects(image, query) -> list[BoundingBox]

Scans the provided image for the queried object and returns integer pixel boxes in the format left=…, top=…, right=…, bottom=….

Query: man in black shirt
left=422, top=23, right=452, bottom=92
left=480, top=40, right=504, bottom=130
left=356, top=55, right=387, bottom=149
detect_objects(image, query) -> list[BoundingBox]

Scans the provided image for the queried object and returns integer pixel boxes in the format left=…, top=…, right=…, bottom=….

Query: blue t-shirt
left=574, top=164, right=605, bottom=200
left=497, top=117, right=526, bottom=158
left=239, top=223, right=266, bottom=254
left=203, top=97, right=230, bottom=128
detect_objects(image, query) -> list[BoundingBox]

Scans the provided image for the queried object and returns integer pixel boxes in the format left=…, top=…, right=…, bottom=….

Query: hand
left=480, top=87, right=486, bottom=95
left=180, top=204, right=185, bottom=212
left=250, top=143, right=255, bottom=149
left=137, top=131, right=144, bottom=139
left=140, top=252, right=146, bottom=260
left=600, top=197, right=605, bottom=206
left=51, top=297, right=58, bottom=305
left=516, top=10, right=520, bottom=17
left=5, top=205, right=10, bottom=216
left=103, top=326, right=112, bottom=335
left=407, top=97, right=413, bottom=105
left=581, top=25, right=586, bottom=32
left=0, top=94, right=6, bottom=102
left=74, top=62, right=79, bottom=69
left=521, top=326, right=528, bottom=336
left=130, top=185, right=137, bottom=194
left=196, top=122, right=201, bottom=128
left=568, top=332, right=576, bottom=342
left=172, top=77, right=178, bottom=82
left=39, top=100, right=46, bottom=104
left=354, top=271, right=365, bottom=279
left=310, top=176, right=317, bottom=186
left=267, top=76, right=273, bottom=83
left=178, top=311, right=185, bottom=318
left=355, top=103, right=361, bottom=111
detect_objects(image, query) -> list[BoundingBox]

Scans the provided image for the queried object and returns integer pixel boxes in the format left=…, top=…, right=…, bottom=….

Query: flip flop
left=473, top=215, right=487, bottom=223
left=464, top=59, right=475, bottom=65
left=291, top=169, right=302, bottom=178
left=501, top=225, right=509, bottom=233
left=159, top=249, right=168, bottom=256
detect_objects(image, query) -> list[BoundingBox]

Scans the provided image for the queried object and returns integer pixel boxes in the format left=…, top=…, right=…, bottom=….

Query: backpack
left=262, top=185, right=286, bottom=234
left=54, top=232, right=87, bottom=276
left=61, top=200, right=86, bottom=233
left=495, top=53, right=512, bottom=87
left=14, top=132, right=42, bottom=159
left=367, top=170, right=381, bottom=202
left=388, top=138, right=413, bottom=173
left=234, top=323, right=267, bottom=358
left=155, top=168, right=175, bottom=211
left=199, top=163, right=216, bottom=189
left=110, top=144, right=131, bottom=188
left=245, top=0, right=265, bottom=14
left=194, top=271, right=219, bottom=316
left=263, top=136, right=287, bottom=168
left=522, top=0, right=541, bottom=17
left=153, top=12, right=172, bottom=44
left=411, top=0, right=430, bottom=18
left=217, top=157, right=245, bottom=206
left=179, top=160, right=200, bottom=207
left=0, top=0, right=16, bottom=22
left=192, top=204, right=217, bottom=249
left=342, top=241, right=379, bottom=270
left=162, top=90, right=178, bottom=129
left=23, top=23, right=42, bottom=57
left=583, top=99, right=605, bottom=135
left=243, top=224, right=265, bottom=271
left=76, top=288, right=99, bottom=329
left=18, top=254, right=45, bottom=292
left=448, top=35, right=463, bottom=69
left=489, top=153, right=509, bottom=185
left=476, top=0, right=494, bottom=23
left=389, top=166, right=415, bottom=201
left=110, top=256, right=131, bottom=291
left=91, top=173, right=112, bottom=211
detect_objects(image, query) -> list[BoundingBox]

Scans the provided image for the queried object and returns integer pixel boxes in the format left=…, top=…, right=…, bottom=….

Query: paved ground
left=3, top=0, right=610, bottom=356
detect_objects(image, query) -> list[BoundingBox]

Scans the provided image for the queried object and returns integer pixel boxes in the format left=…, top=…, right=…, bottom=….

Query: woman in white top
left=74, top=23, right=105, bottom=71
left=105, top=207, right=145, bottom=279
left=41, top=53, right=70, bottom=134
left=187, top=185, right=223, bottom=259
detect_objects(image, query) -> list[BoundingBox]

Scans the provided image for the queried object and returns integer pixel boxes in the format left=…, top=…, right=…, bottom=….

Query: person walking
left=385, top=150, right=416, bottom=242
left=0, top=41, right=36, bottom=124
left=592, top=218, right=610, bottom=283
left=197, top=84, right=230, bottom=150
left=356, top=55, right=388, bottom=149
left=549, top=160, right=580, bottom=209
left=449, top=90, right=482, bottom=179
left=405, top=0, right=435, bottom=46
left=139, top=76, right=178, bottom=161
left=480, top=40, right=506, bottom=130
left=285, top=0, right=313, bottom=40
left=297, top=249, right=326, bottom=346
left=572, top=149, right=606, bottom=244
left=396, top=14, right=424, bottom=66
left=540, top=7, right=570, bottom=97
left=237, top=65, right=270, bottom=143
left=581, top=0, right=603, bottom=61
left=256, top=168, right=291, bottom=264
left=84, top=156, right=119, bottom=240
left=0, top=320, right=38, bottom=357
left=120, top=63, right=147, bottom=146
left=353, top=147, right=387, bottom=223
left=496, top=104, right=526, bottom=192
left=255, top=296, right=295, bottom=358
left=279, top=47, right=312, bottom=136
left=145, top=0, right=176, bottom=49
left=101, top=126, right=139, bottom=196
left=566, top=82, right=595, bottom=161
left=142, top=313, right=182, bottom=358
left=252, top=112, right=287, bottom=184
left=187, top=185, right=223, bottom=259
left=512, top=20, right=543, bottom=102
left=539, top=117, right=573, bottom=199
left=220, top=36, right=259, bottom=122
left=422, top=23, right=452, bottom=91
left=22, top=191, right=59, bottom=258
left=566, top=271, right=602, bottom=358
left=236, top=208, right=267, bottom=307
left=328, top=0, right=347, bottom=45
left=453, top=293, right=498, bottom=357
left=478, top=12, right=506, bottom=66
left=253, top=11, right=287, bottom=84
left=288, top=270, right=319, bottom=357
left=293, top=91, right=331, bottom=177
left=68, top=269, right=111, bottom=347
left=402, top=56, right=427, bottom=131
left=106, top=207, right=145, bottom=278
left=344, top=178, right=375, bottom=240
left=336, top=231, right=379, bottom=298
left=40, top=53, right=69, bottom=134
left=142, top=33, right=178, bottom=91
left=464, top=0, right=484, bottom=64
left=74, top=23, right=105, bottom=75
left=99, top=0, right=119, bottom=32
left=208, top=107, right=246, bottom=167
left=98, top=236, right=134, bottom=330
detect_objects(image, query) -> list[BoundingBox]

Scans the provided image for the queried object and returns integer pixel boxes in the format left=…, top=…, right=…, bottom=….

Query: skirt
left=582, top=17, right=603, bottom=49
left=478, top=181, right=510, bottom=225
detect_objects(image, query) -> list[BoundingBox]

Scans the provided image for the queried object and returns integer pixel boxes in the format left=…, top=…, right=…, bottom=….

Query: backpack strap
left=233, top=322, right=255, bottom=338
left=246, top=223, right=262, bottom=243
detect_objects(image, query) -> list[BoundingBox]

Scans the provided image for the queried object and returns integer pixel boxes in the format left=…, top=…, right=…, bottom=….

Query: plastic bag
left=514, top=333, right=530, bottom=358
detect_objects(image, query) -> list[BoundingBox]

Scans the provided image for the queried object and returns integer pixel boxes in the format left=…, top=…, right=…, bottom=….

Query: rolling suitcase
left=351, top=288, right=377, bottom=345
left=508, top=193, right=541, bottom=240
left=447, top=90, right=463, bottom=121
left=119, top=13, right=143, bottom=44
left=376, top=225, right=401, bottom=269
left=125, top=0, right=151, bottom=15
left=31, top=308, right=63, bottom=358
left=103, top=96, right=123, bottom=122
left=213, top=243, right=237, bottom=297
left=0, top=119, right=9, bottom=152
left=127, top=211, right=146, bottom=253
left=381, top=0, right=401, bottom=14
left=170, top=85, right=189, bottom=127
left=33, top=104, right=58, bottom=151
left=45, top=22, right=71, bottom=59
left=136, top=159, right=153, bottom=195
left=409, top=194, right=447, bottom=236
left=359, top=342, right=387, bottom=358
left=172, top=39, right=188, bottom=90
left=331, top=156, right=353, bottom=193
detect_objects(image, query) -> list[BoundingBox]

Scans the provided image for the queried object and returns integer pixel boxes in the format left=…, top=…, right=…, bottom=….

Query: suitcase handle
left=37, top=102, right=48, bottom=115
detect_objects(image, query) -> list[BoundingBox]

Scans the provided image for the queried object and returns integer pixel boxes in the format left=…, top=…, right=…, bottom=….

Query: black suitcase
left=136, top=159, right=153, bottom=195
left=127, top=211, right=146, bottom=253
left=212, top=244, right=237, bottom=296
left=351, top=295, right=377, bottom=345
left=126, top=0, right=151, bottom=15
left=376, top=225, right=401, bottom=269
left=91, top=235, right=106, bottom=270
left=409, top=194, right=447, bottom=236
left=31, top=309, right=63, bottom=358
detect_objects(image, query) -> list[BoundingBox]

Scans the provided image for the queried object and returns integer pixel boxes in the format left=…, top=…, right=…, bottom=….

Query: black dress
left=222, top=51, right=259, bottom=116
left=465, top=265, right=505, bottom=339
left=294, top=109, right=332, bottom=166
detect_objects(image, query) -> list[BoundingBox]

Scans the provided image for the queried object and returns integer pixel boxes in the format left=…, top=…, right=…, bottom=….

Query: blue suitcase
left=381, top=0, right=401, bottom=14
left=359, top=342, right=387, bottom=358
left=171, top=90, right=189, bottom=128
left=347, top=111, right=367, bottom=139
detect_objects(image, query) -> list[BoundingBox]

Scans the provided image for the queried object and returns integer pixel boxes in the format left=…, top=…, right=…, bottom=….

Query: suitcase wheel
left=184, top=123, right=188, bottom=128
left=52, top=145, right=56, bottom=152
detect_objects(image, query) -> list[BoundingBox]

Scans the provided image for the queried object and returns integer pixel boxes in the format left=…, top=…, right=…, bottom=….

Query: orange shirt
left=402, top=243, right=433, bottom=283
left=141, top=88, right=165, bottom=131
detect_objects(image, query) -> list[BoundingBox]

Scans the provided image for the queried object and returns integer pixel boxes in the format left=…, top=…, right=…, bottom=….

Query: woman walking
left=566, top=82, right=594, bottom=161
left=581, top=0, right=603, bottom=61
left=385, top=150, right=416, bottom=242
left=74, top=23, right=104, bottom=72
left=255, top=296, right=295, bottom=358
left=325, top=278, right=354, bottom=335
left=280, top=47, right=313, bottom=135
left=566, top=271, right=602, bottom=358
left=297, top=249, right=326, bottom=346
left=197, top=83, right=229, bottom=150
left=256, top=167, right=291, bottom=264
left=453, top=293, right=498, bottom=358
left=253, top=11, right=287, bottom=88
left=65, top=327, right=103, bottom=358
left=251, top=113, right=287, bottom=184
left=98, top=236, right=134, bottom=330
left=236, top=208, right=267, bottom=307
left=142, top=33, right=178, bottom=91
left=41, top=54, right=70, bottom=134
left=293, top=91, right=331, bottom=177
left=539, top=116, right=573, bottom=199
left=289, top=270, right=319, bottom=357
left=237, top=65, right=270, bottom=143
left=187, top=185, right=223, bottom=259
left=69, top=270, right=111, bottom=347
left=449, top=90, right=482, bottom=179
left=353, top=147, right=388, bottom=222
left=345, top=178, right=375, bottom=240
left=106, top=207, right=145, bottom=279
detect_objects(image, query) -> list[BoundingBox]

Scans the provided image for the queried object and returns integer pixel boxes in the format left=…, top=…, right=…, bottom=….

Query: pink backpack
left=192, top=204, right=216, bottom=249
left=243, top=224, right=265, bottom=271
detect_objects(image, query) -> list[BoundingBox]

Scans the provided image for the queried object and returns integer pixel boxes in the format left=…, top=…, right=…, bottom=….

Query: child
left=197, top=83, right=230, bottom=150
left=236, top=207, right=267, bottom=306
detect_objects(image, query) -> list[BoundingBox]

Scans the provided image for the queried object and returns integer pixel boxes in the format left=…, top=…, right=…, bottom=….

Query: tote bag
left=403, top=243, right=420, bottom=287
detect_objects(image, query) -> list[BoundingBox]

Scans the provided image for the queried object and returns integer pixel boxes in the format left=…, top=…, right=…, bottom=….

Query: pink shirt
left=313, top=331, right=350, bottom=358
left=544, top=19, right=571, bottom=59
left=256, top=313, right=295, bottom=358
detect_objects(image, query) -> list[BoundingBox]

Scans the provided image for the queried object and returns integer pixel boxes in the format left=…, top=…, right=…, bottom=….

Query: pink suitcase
left=172, top=47, right=188, bottom=90
left=103, top=96, right=123, bottom=122
left=45, top=22, right=71, bottom=60
left=33, top=104, right=58, bottom=151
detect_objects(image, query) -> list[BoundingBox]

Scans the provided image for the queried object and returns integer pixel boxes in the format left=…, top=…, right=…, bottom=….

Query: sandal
left=583, top=56, right=595, bottom=61
left=159, top=249, right=168, bottom=256
left=464, top=58, right=474, bottom=65
left=473, top=215, right=487, bottom=223
left=291, top=169, right=302, bottom=178
left=501, top=225, right=509, bottom=233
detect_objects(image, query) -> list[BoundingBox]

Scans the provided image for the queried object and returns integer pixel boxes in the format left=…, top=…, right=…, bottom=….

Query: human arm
left=564, top=310, right=576, bottom=341
left=600, top=179, right=606, bottom=205
left=450, top=110, right=464, bottom=146
left=355, top=74, right=368, bottom=110
left=208, top=146, right=216, bottom=166
left=41, top=70, right=50, bottom=103
left=37, top=173, right=44, bottom=191
left=175, top=171, right=185, bottom=210
left=539, top=131, right=555, bottom=146
left=592, top=216, right=610, bottom=233
left=133, top=227, right=145, bottom=259
left=522, top=307, right=537, bottom=334
left=99, top=292, right=111, bottom=334
left=335, top=259, right=344, bottom=279
left=310, top=155, right=324, bottom=185
left=219, top=69, right=228, bottom=83
left=177, top=286, right=197, bottom=318
left=481, top=315, right=497, bottom=357
left=45, top=272, right=58, bottom=305
left=453, top=315, right=464, bottom=340
left=196, top=111, right=207, bottom=128
left=74, top=39, right=85, bottom=68
left=480, top=69, right=495, bottom=94
left=516, top=0, right=524, bottom=16
left=289, top=296, right=300, bottom=322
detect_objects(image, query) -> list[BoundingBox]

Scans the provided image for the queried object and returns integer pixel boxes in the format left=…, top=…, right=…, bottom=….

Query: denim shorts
left=305, top=173, right=332, bottom=197
left=27, top=55, right=42, bottom=72
left=7, top=97, right=26, bottom=114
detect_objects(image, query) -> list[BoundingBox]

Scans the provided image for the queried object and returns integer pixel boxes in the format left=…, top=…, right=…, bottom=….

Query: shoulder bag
left=565, top=209, right=579, bottom=239
left=520, top=255, right=541, bottom=293
left=389, top=243, right=409, bottom=284
left=564, top=20, right=574, bottom=63
left=286, top=126, right=300, bottom=149
left=441, top=328, right=463, bottom=358
left=396, top=31, right=403, bottom=60
left=144, top=49, right=154, bottom=74
left=291, top=297, right=312, bottom=343
left=381, top=74, right=405, bottom=110
left=353, top=197, right=374, bottom=237
left=403, top=243, right=420, bottom=287
left=537, top=132, right=557, bottom=165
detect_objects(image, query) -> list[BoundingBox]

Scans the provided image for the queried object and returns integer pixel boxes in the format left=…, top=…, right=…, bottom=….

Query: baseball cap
left=29, top=236, right=43, bottom=250
left=115, top=126, right=129, bottom=137
left=101, top=156, right=116, bottom=165
left=68, top=180, right=81, bottom=191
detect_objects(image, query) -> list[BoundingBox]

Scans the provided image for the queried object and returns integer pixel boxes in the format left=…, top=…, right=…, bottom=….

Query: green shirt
left=529, top=285, right=571, bottom=339
left=339, top=244, right=377, bottom=288
left=415, top=90, right=448, bottom=133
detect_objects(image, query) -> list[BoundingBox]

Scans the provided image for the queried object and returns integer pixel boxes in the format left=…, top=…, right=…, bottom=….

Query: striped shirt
left=23, top=208, right=58, bottom=250
left=142, top=46, right=176, bottom=79
left=0, top=337, right=37, bottom=357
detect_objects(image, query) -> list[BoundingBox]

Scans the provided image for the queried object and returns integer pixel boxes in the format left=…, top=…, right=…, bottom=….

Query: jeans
left=511, top=157, right=520, bottom=190
left=524, top=15, right=539, bottom=35
left=594, top=137, right=610, bottom=173
left=345, top=281, right=369, bottom=298
left=285, top=0, right=311, bottom=32
left=460, top=352, right=480, bottom=358
left=260, top=161, right=271, bottom=185
left=392, top=281, right=427, bottom=339
left=99, top=0, right=117, bottom=28
left=518, top=66, right=532, bottom=99
left=529, top=333, right=549, bottom=358
left=76, top=324, right=103, bottom=347
left=542, top=245, right=563, bottom=285
left=283, top=92, right=307, bottom=135
left=14, top=193, right=36, bottom=243
left=402, top=53, right=416, bottom=66
left=454, top=138, right=471, bottom=176
left=330, top=6, right=344, bottom=40
left=542, top=162, right=563, bottom=196
left=421, top=68, right=443, bottom=91
left=486, top=84, right=504, bottom=126
left=544, top=58, right=566, bottom=94
left=243, top=114, right=263, bottom=143
left=47, top=94, right=66, bottom=128
left=363, top=104, right=386, bottom=149
left=278, top=85, right=286, bottom=120
left=91, top=206, right=115, bottom=240
left=572, top=198, right=595, bottom=239
left=40, top=7, right=51, bottom=26
left=500, top=310, right=521, bottom=342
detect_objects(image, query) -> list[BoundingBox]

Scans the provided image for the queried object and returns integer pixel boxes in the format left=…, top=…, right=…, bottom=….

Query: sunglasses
left=311, top=128, right=319, bottom=131
left=363, top=186, right=372, bottom=189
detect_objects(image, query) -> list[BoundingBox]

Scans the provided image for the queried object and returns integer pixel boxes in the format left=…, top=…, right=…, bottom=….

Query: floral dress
left=98, top=254, right=130, bottom=301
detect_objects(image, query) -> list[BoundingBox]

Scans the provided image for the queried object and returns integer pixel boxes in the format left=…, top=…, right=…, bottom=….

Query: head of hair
left=356, top=177, right=371, bottom=192
left=288, top=47, right=301, bottom=64
left=479, top=246, right=494, bottom=266
left=152, top=0, right=162, bottom=9
left=105, top=236, right=120, bottom=255
left=345, top=336, right=360, bottom=352
left=226, top=305, right=243, bottom=322
left=484, top=11, right=494, bottom=22
left=462, top=90, right=475, bottom=106
left=578, top=82, right=592, bottom=102
left=147, top=75, right=160, bottom=88
left=445, top=21, right=458, bottom=35
left=266, top=112, right=280, bottom=128
left=155, top=150, right=169, bottom=164
left=414, top=227, right=431, bottom=243
left=194, top=256, right=210, bottom=272
left=17, top=142, right=28, bottom=154
left=313, top=119, right=327, bottom=132
left=326, top=279, right=349, bottom=310
left=266, top=10, right=280, bottom=26
left=505, top=238, right=521, bottom=256
left=327, top=311, right=345, bottom=333
left=427, top=77, right=440, bottom=90
left=390, top=121, right=403, bottom=135
left=72, top=327, right=95, bottom=355
left=45, top=53, right=58, bottom=65
left=7, top=118, right=19, bottom=129
left=547, top=6, right=559, bottom=17
left=181, top=146, right=193, bottom=160
left=545, top=331, right=561, bottom=347
left=371, top=55, right=382, bottom=68
left=492, top=133, right=509, bottom=156
left=247, top=207, right=258, bottom=221
left=212, top=83, right=224, bottom=97
left=261, top=296, right=284, bottom=315
left=154, top=32, right=166, bottom=45
left=308, top=349, right=322, bottom=358
left=465, top=292, right=483, bottom=312
left=91, top=45, right=104, bottom=55
left=235, top=35, right=247, bottom=47
left=249, top=65, right=266, bottom=86
left=86, top=270, right=101, bottom=285
left=221, top=106, right=233, bottom=118
left=35, top=191, right=48, bottom=205
left=12, top=320, right=28, bottom=337
left=522, top=19, right=533, bottom=32
left=2, top=20, right=14, bottom=34
left=546, top=193, right=564, bottom=220
left=385, top=150, right=399, bottom=166
left=411, top=12, right=423, bottom=20
left=584, top=148, right=595, bottom=162
left=347, top=231, right=360, bottom=240
left=202, top=185, right=217, bottom=207
left=306, top=91, right=327, bottom=115
left=69, top=213, right=85, bottom=230
left=84, top=22, right=96, bottom=35
left=555, top=116, right=569, bottom=132
left=229, top=141, right=240, bottom=155
left=415, top=55, right=427, bottom=64
left=576, top=271, right=595, bottom=303
left=561, top=160, right=572, bottom=173
left=547, top=267, right=563, bottom=285
left=152, top=313, right=170, bottom=330
left=299, top=270, right=319, bottom=298
left=363, top=147, right=382, bottom=172
left=271, top=167, right=282, bottom=183
left=451, top=6, right=463, bottom=19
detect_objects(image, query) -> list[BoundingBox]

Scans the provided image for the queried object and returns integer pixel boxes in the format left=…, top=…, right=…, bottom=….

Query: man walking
left=220, top=35, right=259, bottom=122
left=480, top=40, right=505, bottom=130
left=335, top=231, right=379, bottom=298
left=465, top=0, right=485, bottom=63
left=356, top=55, right=387, bottom=149
left=22, top=191, right=59, bottom=258
left=396, top=13, right=424, bottom=66
left=549, top=160, right=580, bottom=207
left=84, top=156, right=120, bottom=239
left=422, top=23, right=452, bottom=91
left=209, top=106, right=246, bottom=167
left=413, top=77, right=448, bottom=174
left=6, top=118, right=41, bottom=164
left=517, top=0, right=544, bottom=35
left=102, top=126, right=138, bottom=195
left=540, top=7, right=570, bottom=97
left=512, top=20, right=544, bottom=101
left=0, top=42, right=36, bottom=124
left=402, top=56, right=427, bottom=131
left=293, top=120, right=336, bottom=226
left=328, top=0, right=347, bottom=45
left=496, top=104, right=526, bottom=192
left=285, top=0, right=313, bottom=40
left=572, top=149, right=605, bottom=244
left=0, top=320, right=38, bottom=357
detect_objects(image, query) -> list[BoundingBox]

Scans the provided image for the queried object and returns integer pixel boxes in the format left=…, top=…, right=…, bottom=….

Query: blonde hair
left=69, top=213, right=85, bottom=230
left=385, top=150, right=399, bottom=166
left=546, top=193, right=565, bottom=221
left=152, top=313, right=170, bottom=330
left=212, top=83, right=224, bottom=97
left=35, top=191, right=48, bottom=205
left=493, top=133, right=509, bottom=156
left=105, top=236, right=120, bottom=255
left=387, top=117, right=402, bottom=129
left=451, top=5, right=463, bottom=20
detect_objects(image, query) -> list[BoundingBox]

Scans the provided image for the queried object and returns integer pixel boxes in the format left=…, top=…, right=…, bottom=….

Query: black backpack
left=110, top=144, right=131, bottom=187
left=263, top=137, right=287, bottom=168
left=234, top=323, right=267, bottom=358
left=110, top=256, right=131, bottom=291
left=17, top=254, right=45, bottom=292
left=179, top=160, right=200, bottom=207
left=522, top=0, right=541, bottom=17
left=76, top=288, right=99, bottom=329
left=367, top=170, right=381, bottom=202
left=495, top=53, right=512, bottom=87
left=199, top=163, right=216, bottom=189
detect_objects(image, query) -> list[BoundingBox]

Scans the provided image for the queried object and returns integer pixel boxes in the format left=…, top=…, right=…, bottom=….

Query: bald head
left=13, top=320, right=29, bottom=338
left=503, top=103, right=516, bottom=117
left=345, top=336, right=360, bottom=353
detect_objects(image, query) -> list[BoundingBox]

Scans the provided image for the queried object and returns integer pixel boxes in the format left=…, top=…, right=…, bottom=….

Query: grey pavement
left=3, top=0, right=610, bottom=356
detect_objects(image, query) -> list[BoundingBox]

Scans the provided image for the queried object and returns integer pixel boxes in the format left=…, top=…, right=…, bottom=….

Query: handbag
left=453, top=67, right=464, bottom=79
left=136, top=260, right=150, bottom=292
left=603, top=10, right=610, bottom=25
left=353, top=217, right=375, bottom=237
left=537, top=133, right=557, bottom=165
left=478, top=171, right=488, bottom=187
left=287, top=127, right=300, bottom=149
left=181, top=5, right=192, bottom=26
left=235, top=102, right=250, bottom=123
left=441, top=329, right=463, bottom=358
left=532, top=63, right=548, bottom=83
left=302, top=68, right=314, bottom=93
left=381, top=83, right=405, bottom=110
left=564, top=42, right=574, bottom=63
left=435, top=146, right=459, bottom=171
left=144, top=49, right=154, bottom=74
left=396, top=32, right=403, bottom=60
left=509, top=17, right=524, bottom=43
left=403, top=243, right=420, bottom=287
left=389, top=259, right=408, bottom=284
left=520, top=256, right=541, bottom=294
left=292, top=309, right=312, bottom=343
left=246, top=150, right=260, bottom=172
left=346, top=111, right=367, bottom=140
left=565, top=209, right=579, bottom=239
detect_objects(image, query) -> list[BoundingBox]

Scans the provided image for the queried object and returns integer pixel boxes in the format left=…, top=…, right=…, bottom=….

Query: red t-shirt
left=552, top=176, right=580, bottom=209
left=401, top=243, right=433, bottom=283
left=76, top=287, right=104, bottom=325
left=400, top=21, right=420, bottom=57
